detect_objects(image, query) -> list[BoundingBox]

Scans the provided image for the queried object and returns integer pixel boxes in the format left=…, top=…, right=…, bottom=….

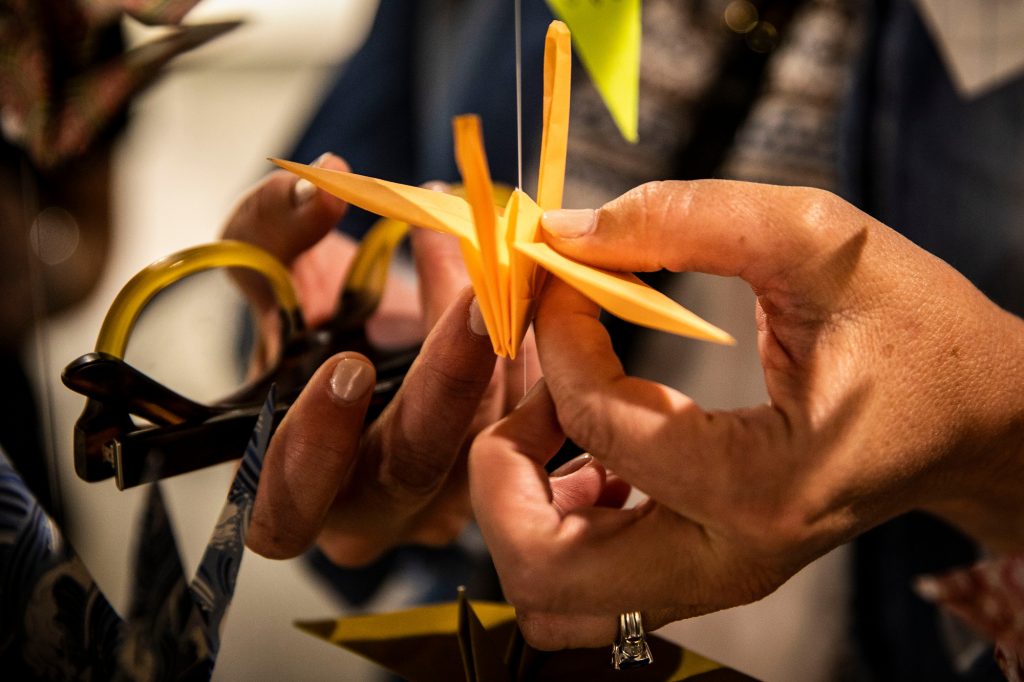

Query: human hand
left=222, top=153, right=539, bottom=565
left=470, top=180, right=1024, bottom=648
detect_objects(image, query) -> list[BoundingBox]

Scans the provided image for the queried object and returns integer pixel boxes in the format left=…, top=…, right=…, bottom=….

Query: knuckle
left=721, top=561, right=784, bottom=607
left=516, top=612, right=570, bottom=651
left=417, top=347, right=493, bottom=404
left=499, top=552, right=559, bottom=613
left=317, top=534, right=388, bottom=568
left=793, top=187, right=852, bottom=240
left=632, top=181, right=679, bottom=270
left=556, top=393, right=616, bottom=461
left=376, top=419, right=457, bottom=498
left=246, top=516, right=304, bottom=560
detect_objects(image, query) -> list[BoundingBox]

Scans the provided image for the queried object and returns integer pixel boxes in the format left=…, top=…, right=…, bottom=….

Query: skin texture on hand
left=469, top=179, right=1024, bottom=650
left=221, top=153, right=540, bottom=566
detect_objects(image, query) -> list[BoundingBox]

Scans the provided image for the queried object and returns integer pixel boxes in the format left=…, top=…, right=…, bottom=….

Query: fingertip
left=225, top=154, right=351, bottom=263
left=291, top=152, right=349, bottom=213
left=467, top=296, right=488, bottom=337
left=422, top=180, right=450, bottom=193
left=550, top=454, right=606, bottom=516
left=328, top=352, right=375, bottom=406
left=541, top=208, right=595, bottom=239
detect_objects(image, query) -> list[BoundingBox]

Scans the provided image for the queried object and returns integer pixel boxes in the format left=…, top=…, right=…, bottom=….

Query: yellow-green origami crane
left=545, top=0, right=642, bottom=142
left=274, top=20, right=731, bottom=360
left=297, top=590, right=757, bottom=681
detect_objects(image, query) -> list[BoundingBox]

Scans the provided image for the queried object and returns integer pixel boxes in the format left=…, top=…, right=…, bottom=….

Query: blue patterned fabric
left=0, top=388, right=274, bottom=680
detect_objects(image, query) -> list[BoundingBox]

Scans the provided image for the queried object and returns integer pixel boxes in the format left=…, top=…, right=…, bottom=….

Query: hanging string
left=515, top=0, right=523, bottom=190
left=514, top=0, right=535, bottom=396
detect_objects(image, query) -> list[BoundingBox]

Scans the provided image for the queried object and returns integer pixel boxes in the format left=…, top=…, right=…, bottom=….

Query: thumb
left=223, top=152, right=350, bottom=266
left=541, top=180, right=853, bottom=290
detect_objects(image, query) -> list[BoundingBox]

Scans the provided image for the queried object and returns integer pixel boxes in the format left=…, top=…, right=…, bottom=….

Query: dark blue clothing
left=290, top=0, right=553, bottom=238
left=842, top=0, right=1024, bottom=315
left=841, top=1, right=1023, bottom=679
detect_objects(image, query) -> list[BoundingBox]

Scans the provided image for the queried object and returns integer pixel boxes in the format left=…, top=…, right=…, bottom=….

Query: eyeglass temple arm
left=62, top=352, right=219, bottom=482
left=109, top=405, right=288, bottom=489
left=106, top=356, right=411, bottom=489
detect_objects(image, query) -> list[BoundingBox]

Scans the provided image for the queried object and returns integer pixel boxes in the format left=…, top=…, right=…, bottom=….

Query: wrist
left=926, top=310, right=1024, bottom=554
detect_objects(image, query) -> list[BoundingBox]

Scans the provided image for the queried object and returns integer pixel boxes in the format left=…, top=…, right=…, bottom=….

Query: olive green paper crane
left=274, top=20, right=732, bottom=360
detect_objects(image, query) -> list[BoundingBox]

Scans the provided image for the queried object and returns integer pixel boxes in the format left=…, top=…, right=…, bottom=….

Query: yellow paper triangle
left=297, top=600, right=515, bottom=644
left=545, top=0, right=641, bottom=143
left=275, top=21, right=730, bottom=360
left=296, top=598, right=742, bottom=681
left=296, top=600, right=518, bottom=682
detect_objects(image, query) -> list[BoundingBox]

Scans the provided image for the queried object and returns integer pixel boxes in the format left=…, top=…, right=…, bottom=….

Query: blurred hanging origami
left=274, top=20, right=732, bottom=360
left=544, top=0, right=642, bottom=142
left=0, top=389, right=275, bottom=680
left=296, top=588, right=757, bottom=682
left=0, top=0, right=238, bottom=168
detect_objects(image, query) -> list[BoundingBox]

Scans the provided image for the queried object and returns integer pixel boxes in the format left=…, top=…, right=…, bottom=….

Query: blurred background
left=2, top=0, right=868, bottom=679
left=7, top=1, right=388, bottom=679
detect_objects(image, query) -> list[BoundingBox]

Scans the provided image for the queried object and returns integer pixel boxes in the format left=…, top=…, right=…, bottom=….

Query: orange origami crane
left=274, top=21, right=733, bottom=359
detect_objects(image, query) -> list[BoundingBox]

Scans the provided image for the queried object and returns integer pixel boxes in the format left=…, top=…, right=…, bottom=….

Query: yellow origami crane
left=274, top=21, right=732, bottom=360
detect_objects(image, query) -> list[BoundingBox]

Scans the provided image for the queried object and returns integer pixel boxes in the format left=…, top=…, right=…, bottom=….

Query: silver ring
left=612, top=611, right=653, bottom=669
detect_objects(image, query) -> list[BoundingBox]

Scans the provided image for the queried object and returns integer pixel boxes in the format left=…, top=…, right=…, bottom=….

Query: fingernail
left=912, top=576, right=943, bottom=602
left=542, top=208, right=595, bottom=238
left=292, top=153, right=331, bottom=206
left=293, top=178, right=317, bottom=205
left=468, top=297, right=488, bottom=337
left=423, top=180, right=449, bottom=193
left=551, top=453, right=593, bottom=477
left=330, top=357, right=374, bottom=404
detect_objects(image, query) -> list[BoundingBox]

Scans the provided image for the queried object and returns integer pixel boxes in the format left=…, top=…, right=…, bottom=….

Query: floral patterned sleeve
left=915, top=554, right=1024, bottom=682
